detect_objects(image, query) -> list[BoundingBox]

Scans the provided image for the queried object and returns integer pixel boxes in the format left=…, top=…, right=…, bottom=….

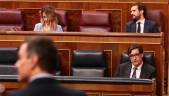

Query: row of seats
left=0, top=47, right=155, bottom=77
left=54, top=9, right=163, bottom=32
left=73, top=50, right=155, bottom=77
left=0, top=47, right=17, bottom=75
left=0, top=9, right=163, bottom=32
left=0, top=9, right=112, bottom=32
left=55, top=10, right=112, bottom=32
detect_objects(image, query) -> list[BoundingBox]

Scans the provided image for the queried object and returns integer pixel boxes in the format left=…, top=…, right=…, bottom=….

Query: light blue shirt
left=33, top=23, right=63, bottom=32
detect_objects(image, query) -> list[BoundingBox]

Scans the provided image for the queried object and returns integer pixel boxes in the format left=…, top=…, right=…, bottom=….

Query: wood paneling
left=0, top=1, right=167, bottom=95
left=0, top=31, right=164, bottom=96
left=20, top=8, right=40, bottom=31
left=0, top=0, right=167, bottom=2
left=0, top=2, right=166, bottom=93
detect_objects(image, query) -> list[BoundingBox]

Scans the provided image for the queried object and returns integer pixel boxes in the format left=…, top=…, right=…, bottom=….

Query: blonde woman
left=34, top=5, right=63, bottom=32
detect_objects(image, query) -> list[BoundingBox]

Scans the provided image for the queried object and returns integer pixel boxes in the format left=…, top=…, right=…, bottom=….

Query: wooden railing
left=0, top=75, right=156, bottom=96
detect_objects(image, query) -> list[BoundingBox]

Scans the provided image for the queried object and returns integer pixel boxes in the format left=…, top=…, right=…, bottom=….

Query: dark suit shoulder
left=58, top=84, right=86, bottom=96
left=144, top=19, right=160, bottom=33
left=141, top=63, right=156, bottom=79
left=125, top=20, right=136, bottom=32
left=8, top=78, right=86, bottom=96
left=114, top=62, right=131, bottom=77
left=143, top=63, right=156, bottom=72
left=119, top=62, right=131, bottom=68
left=145, top=20, right=156, bottom=26
left=126, top=21, right=135, bottom=26
left=8, top=87, right=31, bottom=96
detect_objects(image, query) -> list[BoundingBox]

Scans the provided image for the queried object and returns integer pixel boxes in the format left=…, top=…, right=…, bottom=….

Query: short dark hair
left=131, top=2, right=147, bottom=18
left=127, top=44, right=143, bottom=55
left=24, top=36, right=59, bottom=74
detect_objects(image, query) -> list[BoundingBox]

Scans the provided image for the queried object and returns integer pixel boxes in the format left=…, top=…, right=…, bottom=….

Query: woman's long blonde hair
left=40, top=5, right=58, bottom=32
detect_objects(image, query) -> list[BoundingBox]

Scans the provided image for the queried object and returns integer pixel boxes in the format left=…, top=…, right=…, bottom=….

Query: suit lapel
left=144, top=20, right=149, bottom=33
left=124, top=63, right=132, bottom=78
left=140, top=63, right=148, bottom=78
left=131, top=22, right=136, bottom=32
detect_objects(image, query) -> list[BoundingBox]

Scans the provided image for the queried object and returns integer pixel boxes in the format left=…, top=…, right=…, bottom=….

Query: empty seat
left=0, top=47, right=18, bottom=75
left=147, top=10, right=163, bottom=32
left=0, top=9, right=23, bottom=31
left=0, top=65, right=16, bottom=75
left=72, top=50, right=106, bottom=77
left=80, top=11, right=112, bottom=32
left=55, top=10, right=67, bottom=31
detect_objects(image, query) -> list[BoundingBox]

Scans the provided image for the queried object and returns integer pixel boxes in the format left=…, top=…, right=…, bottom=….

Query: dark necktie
left=137, top=22, right=141, bottom=33
left=132, top=67, right=137, bottom=78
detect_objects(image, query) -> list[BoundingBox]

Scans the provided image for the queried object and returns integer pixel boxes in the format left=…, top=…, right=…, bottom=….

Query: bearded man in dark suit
left=125, top=2, right=159, bottom=33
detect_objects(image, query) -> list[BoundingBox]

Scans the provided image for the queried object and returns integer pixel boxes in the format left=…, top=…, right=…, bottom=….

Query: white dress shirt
left=129, top=63, right=143, bottom=78
left=136, top=19, right=145, bottom=33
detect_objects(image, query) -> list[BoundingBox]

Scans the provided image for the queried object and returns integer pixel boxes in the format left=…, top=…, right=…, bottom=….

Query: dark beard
left=132, top=15, right=140, bottom=22
left=133, top=18, right=137, bottom=22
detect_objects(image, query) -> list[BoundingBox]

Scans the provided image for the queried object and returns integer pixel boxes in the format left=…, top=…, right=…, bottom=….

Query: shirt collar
left=30, top=73, right=53, bottom=82
left=132, top=62, right=143, bottom=70
left=136, top=19, right=145, bottom=24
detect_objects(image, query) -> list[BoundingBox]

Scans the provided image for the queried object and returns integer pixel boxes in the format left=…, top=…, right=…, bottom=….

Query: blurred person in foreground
left=8, top=36, right=86, bottom=96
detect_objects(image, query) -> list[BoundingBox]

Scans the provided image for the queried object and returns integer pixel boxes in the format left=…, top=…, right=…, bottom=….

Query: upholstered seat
left=0, top=47, right=18, bottom=75
left=72, top=50, right=106, bottom=77
left=0, top=9, right=23, bottom=31
left=147, top=10, right=163, bottom=32
left=0, top=65, right=16, bottom=75
left=80, top=11, right=112, bottom=32
left=55, top=10, right=67, bottom=31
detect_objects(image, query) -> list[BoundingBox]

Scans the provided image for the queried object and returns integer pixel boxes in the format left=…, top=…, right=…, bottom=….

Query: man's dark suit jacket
left=8, top=78, right=86, bottom=96
left=114, top=62, right=156, bottom=79
left=125, top=20, right=160, bottom=33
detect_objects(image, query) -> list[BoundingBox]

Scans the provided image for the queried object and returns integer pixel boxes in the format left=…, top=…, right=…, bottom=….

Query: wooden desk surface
left=0, top=75, right=155, bottom=96
left=0, top=31, right=162, bottom=43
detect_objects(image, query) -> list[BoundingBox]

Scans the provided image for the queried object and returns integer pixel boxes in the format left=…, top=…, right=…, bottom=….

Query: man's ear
left=30, top=53, right=38, bottom=69
left=140, top=10, right=144, bottom=15
left=141, top=53, right=144, bottom=58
